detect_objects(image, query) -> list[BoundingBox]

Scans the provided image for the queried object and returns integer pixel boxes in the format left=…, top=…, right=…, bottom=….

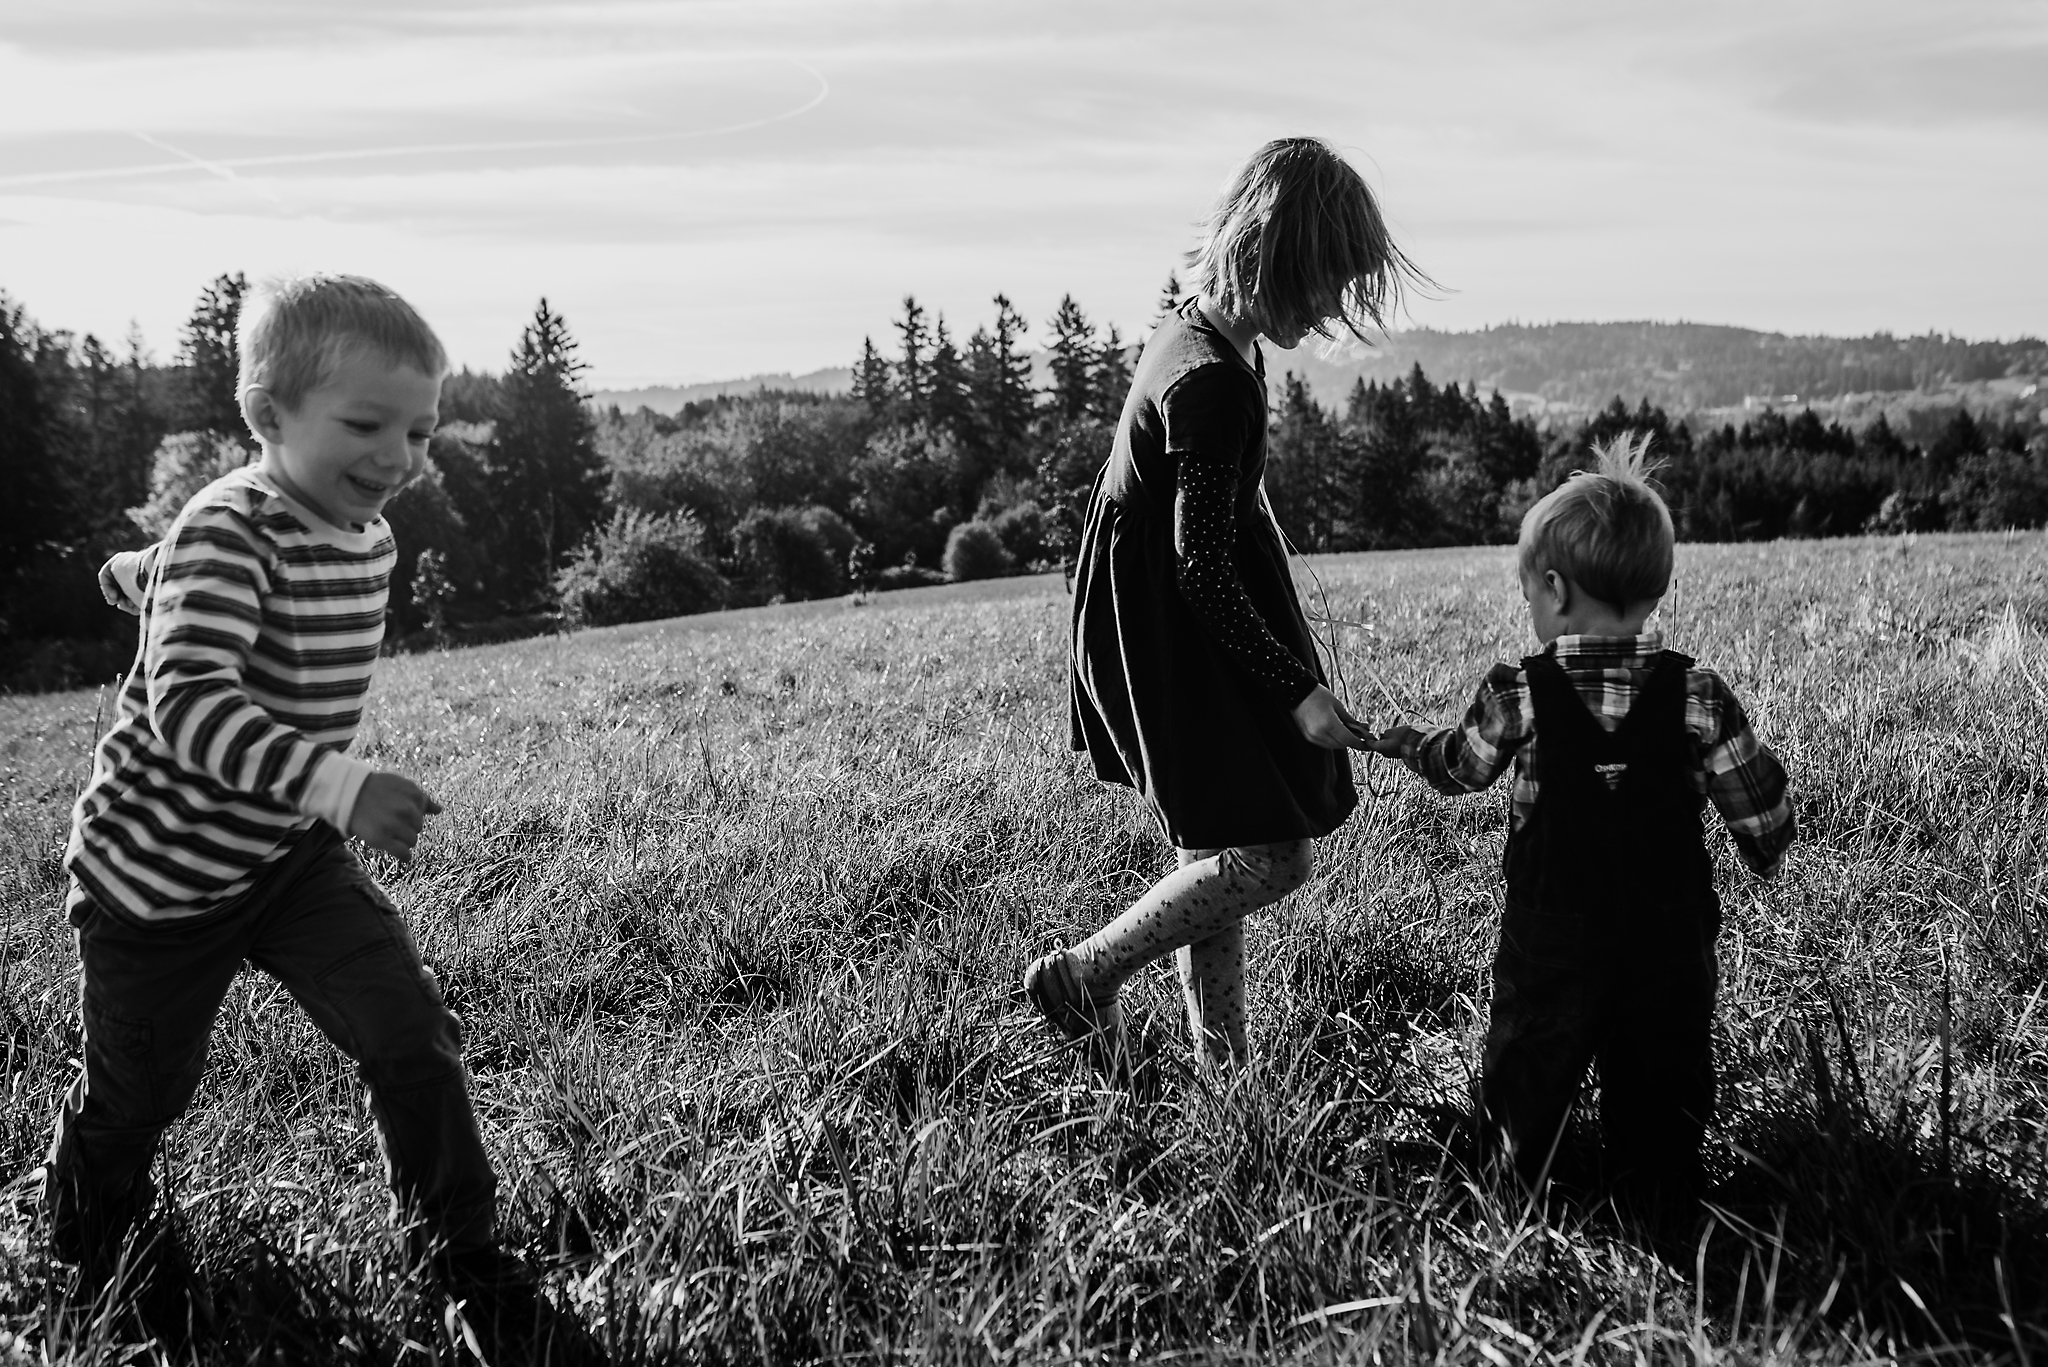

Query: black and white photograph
left=2, top=2, right=2045, bottom=1362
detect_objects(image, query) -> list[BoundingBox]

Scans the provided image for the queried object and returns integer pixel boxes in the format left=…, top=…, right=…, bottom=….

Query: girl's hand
left=1292, top=685, right=1375, bottom=751
left=1365, top=724, right=1425, bottom=760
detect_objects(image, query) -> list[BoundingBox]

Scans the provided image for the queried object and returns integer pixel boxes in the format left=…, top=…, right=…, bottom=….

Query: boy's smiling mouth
left=346, top=474, right=392, bottom=499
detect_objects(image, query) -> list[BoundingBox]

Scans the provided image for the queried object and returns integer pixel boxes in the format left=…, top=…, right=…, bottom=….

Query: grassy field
left=3, top=533, right=2047, bottom=1364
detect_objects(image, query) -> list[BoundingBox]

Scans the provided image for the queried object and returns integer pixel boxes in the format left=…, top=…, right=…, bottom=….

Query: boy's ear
left=241, top=386, right=284, bottom=446
left=1543, top=569, right=1571, bottom=612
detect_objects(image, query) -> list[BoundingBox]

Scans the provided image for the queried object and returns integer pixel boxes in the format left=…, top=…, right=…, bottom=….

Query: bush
left=127, top=431, right=253, bottom=538
left=733, top=506, right=844, bottom=603
left=987, top=502, right=1048, bottom=567
left=384, top=458, right=482, bottom=635
left=797, top=505, right=858, bottom=571
left=942, top=520, right=1013, bottom=582
left=851, top=423, right=964, bottom=568
left=557, top=509, right=728, bottom=627
left=875, top=564, right=946, bottom=592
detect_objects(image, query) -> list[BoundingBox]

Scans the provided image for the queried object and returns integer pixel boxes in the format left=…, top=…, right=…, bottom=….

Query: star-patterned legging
left=1072, top=840, right=1312, bottom=1067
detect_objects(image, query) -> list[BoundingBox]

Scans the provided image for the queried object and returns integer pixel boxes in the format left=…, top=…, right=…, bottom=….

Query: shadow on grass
left=1701, top=1090, right=2048, bottom=1357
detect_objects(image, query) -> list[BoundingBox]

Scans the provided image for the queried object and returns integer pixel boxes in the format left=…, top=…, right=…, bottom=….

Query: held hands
left=1291, top=684, right=1377, bottom=751
left=347, top=771, right=443, bottom=860
left=1364, top=724, right=1425, bottom=761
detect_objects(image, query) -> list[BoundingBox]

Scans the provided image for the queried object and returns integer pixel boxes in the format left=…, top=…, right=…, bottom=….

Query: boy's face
left=250, top=352, right=441, bottom=530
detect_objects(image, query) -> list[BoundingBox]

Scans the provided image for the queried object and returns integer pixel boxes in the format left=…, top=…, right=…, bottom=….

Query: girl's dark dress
left=1070, top=301, right=1357, bottom=849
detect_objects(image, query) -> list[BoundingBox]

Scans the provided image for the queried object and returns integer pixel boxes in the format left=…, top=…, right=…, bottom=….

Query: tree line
left=3, top=276, right=2046, bottom=691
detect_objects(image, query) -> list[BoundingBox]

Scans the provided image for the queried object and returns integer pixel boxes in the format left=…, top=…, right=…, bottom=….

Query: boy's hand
left=1364, top=724, right=1425, bottom=760
left=347, top=772, right=443, bottom=860
left=98, top=555, right=144, bottom=615
left=1292, top=684, right=1375, bottom=751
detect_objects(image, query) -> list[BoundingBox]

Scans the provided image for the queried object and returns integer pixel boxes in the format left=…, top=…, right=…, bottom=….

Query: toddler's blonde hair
left=1184, top=137, right=1429, bottom=343
left=1518, top=431, right=1674, bottom=611
left=238, top=272, right=446, bottom=414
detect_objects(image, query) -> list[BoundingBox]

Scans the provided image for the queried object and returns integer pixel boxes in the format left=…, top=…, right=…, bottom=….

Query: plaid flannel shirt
left=1402, top=632, right=1795, bottom=877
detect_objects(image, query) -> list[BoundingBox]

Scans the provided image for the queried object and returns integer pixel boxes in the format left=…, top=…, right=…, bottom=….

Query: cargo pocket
left=80, top=993, right=163, bottom=1124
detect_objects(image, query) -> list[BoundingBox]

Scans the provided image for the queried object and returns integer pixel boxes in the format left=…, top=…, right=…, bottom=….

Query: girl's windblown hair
left=1185, top=137, right=1432, bottom=343
left=1518, top=430, right=1675, bottom=611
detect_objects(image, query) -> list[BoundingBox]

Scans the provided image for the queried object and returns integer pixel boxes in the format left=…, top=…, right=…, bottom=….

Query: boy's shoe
left=1023, top=951, right=1124, bottom=1040
left=434, top=1245, right=604, bottom=1366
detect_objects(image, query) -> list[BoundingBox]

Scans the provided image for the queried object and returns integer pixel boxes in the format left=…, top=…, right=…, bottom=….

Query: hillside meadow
left=2, top=533, right=2046, bottom=1364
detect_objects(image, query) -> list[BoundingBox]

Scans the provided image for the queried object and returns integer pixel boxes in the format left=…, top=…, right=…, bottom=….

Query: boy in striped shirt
left=48, top=275, right=533, bottom=1339
left=1368, top=433, right=1795, bottom=1229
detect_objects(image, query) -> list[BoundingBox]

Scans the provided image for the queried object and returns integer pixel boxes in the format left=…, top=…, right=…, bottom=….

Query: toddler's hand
left=347, top=772, right=443, bottom=860
left=1292, top=684, right=1375, bottom=751
left=1365, top=724, right=1424, bottom=760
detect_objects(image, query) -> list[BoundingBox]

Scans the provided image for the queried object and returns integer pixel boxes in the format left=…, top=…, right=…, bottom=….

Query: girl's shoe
left=1023, top=951, right=1123, bottom=1040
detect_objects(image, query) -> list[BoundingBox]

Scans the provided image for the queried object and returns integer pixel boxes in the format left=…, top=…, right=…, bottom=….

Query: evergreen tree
left=1153, top=272, right=1183, bottom=328
left=487, top=298, right=608, bottom=610
left=1092, top=324, right=1132, bottom=422
left=968, top=295, right=1034, bottom=473
left=927, top=316, right=975, bottom=445
left=179, top=272, right=249, bottom=442
left=70, top=332, right=163, bottom=523
left=851, top=337, right=894, bottom=419
left=0, top=297, right=66, bottom=579
left=1265, top=375, right=1344, bottom=550
left=893, top=296, right=931, bottom=420
left=1045, top=294, right=1098, bottom=424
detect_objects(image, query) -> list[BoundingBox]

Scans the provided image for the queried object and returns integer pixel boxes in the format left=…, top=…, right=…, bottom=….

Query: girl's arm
left=1165, top=370, right=1322, bottom=710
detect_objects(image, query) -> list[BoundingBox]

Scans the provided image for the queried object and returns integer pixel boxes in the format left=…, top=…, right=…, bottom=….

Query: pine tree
left=0, top=296, right=67, bottom=577
left=488, top=298, right=608, bottom=610
left=852, top=337, right=894, bottom=419
left=72, top=332, right=162, bottom=520
left=893, top=296, right=931, bottom=420
left=1045, top=295, right=1098, bottom=424
left=1152, top=272, right=1183, bottom=328
left=179, top=272, right=249, bottom=442
left=926, top=316, right=975, bottom=447
left=969, top=295, right=1034, bottom=473
left=1091, top=323, right=1132, bottom=422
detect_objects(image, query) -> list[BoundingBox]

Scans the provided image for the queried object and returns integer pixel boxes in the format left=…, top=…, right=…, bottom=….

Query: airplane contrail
left=0, top=58, right=831, bottom=191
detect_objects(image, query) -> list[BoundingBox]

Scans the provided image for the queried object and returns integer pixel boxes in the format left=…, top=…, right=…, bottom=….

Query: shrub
left=942, top=520, right=1013, bottom=582
left=851, top=423, right=964, bottom=568
left=875, top=564, right=946, bottom=592
left=127, top=431, right=253, bottom=538
left=987, top=502, right=1048, bottom=567
left=798, top=505, right=858, bottom=570
left=557, top=509, right=728, bottom=627
left=384, top=458, right=482, bottom=635
left=733, top=506, right=843, bottom=603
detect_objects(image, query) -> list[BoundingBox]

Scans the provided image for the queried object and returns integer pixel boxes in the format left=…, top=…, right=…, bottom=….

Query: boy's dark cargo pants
left=45, top=826, right=496, bottom=1266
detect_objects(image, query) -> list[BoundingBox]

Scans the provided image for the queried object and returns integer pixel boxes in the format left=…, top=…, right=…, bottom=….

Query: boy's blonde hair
left=237, top=272, right=447, bottom=413
left=1518, top=431, right=1675, bottom=611
left=1185, top=136, right=1429, bottom=343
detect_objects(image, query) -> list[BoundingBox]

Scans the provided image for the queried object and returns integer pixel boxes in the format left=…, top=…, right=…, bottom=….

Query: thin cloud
left=0, top=60, right=831, bottom=190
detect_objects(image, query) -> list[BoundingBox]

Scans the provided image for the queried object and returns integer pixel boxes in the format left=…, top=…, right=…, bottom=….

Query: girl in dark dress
left=1026, top=137, right=1429, bottom=1069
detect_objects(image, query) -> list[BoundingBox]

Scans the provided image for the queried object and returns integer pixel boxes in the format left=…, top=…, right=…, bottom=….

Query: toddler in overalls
left=1370, top=432, right=1795, bottom=1224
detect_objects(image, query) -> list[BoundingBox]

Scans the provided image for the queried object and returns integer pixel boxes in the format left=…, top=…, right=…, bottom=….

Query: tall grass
left=2, top=535, right=2044, bottom=1363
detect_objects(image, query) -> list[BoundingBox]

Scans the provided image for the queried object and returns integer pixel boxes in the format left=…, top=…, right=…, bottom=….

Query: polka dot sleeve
left=1164, top=368, right=1320, bottom=711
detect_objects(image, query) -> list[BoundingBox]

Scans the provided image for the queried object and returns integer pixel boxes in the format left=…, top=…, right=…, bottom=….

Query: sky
left=3, top=0, right=2044, bottom=388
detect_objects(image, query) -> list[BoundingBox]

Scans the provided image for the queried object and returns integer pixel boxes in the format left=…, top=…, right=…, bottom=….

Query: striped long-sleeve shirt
left=66, top=467, right=391, bottom=923
left=1399, top=632, right=1795, bottom=877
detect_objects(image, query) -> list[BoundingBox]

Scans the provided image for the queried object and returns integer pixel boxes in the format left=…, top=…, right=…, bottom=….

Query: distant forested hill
left=1279, top=321, right=2048, bottom=412
left=596, top=322, right=2048, bottom=419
